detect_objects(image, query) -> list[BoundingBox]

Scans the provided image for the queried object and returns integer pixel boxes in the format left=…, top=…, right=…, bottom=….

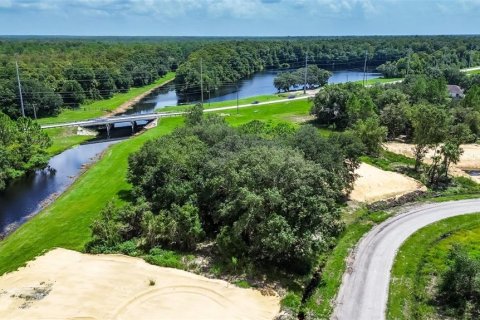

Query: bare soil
left=0, top=249, right=280, bottom=320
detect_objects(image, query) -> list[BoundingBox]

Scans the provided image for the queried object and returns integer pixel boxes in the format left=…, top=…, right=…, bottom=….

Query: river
left=0, top=140, right=119, bottom=236
left=0, top=69, right=380, bottom=236
left=125, top=69, right=380, bottom=114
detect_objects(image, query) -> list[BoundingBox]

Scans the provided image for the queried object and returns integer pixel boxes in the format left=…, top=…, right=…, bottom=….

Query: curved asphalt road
left=332, top=199, right=480, bottom=320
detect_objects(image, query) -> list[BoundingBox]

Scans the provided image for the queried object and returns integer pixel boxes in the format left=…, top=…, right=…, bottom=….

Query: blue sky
left=0, top=0, right=479, bottom=36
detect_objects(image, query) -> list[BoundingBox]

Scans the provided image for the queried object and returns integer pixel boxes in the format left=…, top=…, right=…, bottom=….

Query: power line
left=303, top=53, right=308, bottom=94
left=200, top=57, right=204, bottom=106
left=15, top=58, right=25, bottom=117
left=362, top=50, right=368, bottom=87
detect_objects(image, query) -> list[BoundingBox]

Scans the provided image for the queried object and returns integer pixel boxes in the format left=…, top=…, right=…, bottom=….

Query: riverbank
left=40, top=73, right=175, bottom=155
left=38, top=72, right=175, bottom=126
left=108, top=77, right=175, bottom=116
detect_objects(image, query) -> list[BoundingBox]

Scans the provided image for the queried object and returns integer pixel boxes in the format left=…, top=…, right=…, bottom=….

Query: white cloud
left=0, top=0, right=12, bottom=8
left=1, top=0, right=477, bottom=20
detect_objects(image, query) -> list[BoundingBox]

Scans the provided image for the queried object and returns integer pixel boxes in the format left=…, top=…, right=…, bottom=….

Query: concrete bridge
left=41, top=112, right=183, bottom=137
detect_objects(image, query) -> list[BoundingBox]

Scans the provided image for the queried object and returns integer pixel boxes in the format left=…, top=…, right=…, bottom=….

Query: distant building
left=447, top=85, right=465, bottom=99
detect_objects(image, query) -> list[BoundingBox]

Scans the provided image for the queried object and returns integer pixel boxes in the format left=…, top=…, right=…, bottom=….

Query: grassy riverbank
left=351, top=77, right=402, bottom=86
left=0, top=99, right=311, bottom=275
left=38, top=72, right=175, bottom=126
left=45, top=127, right=94, bottom=156
left=40, top=72, right=175, bottom=154
left=161, top=92, right=295, bottom=112
left=388, top=213, right=480, bottom=319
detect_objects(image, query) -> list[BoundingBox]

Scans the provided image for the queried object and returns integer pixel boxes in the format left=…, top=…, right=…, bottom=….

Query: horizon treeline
left=0, top=36, right=479, bottom=119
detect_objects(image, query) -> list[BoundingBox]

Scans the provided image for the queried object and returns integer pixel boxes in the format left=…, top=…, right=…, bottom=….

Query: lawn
left=360, top=149, right=416, bottom=172
left=388, top=213, right=480, bottom=320
left=0, top=98, right=312, bottom=276
left=160, top=92, right=306, bottom=113
left=466, top=69, right=480, bottom=75
left=37, top=72, right=175, bottom=125
left=45, top=127, right=94, bottom=156
left=354, top=77, right=403, bottom=85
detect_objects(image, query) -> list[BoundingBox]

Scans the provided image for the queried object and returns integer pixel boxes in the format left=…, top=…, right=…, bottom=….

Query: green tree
left=463, top=85, right=480, bottom=111
left=438, top=246, right=480, bottom=318
left=380, top=102, right=411, bottom=139
left=311, top=84, right=358, bottom=129
left=273, top=72, right=298, bottom=92
left=350, top=117, right=387, bottom=156
left=184, top=103, right=204, bottom=127
left=346, top=90, right=377, bottom=126
left=59, top=80, right=86, bottom=108
left=375, top=89, right=408, bottom=110
left=22, top=79, right=63, bottom=117
left=409, top=104, right=449, bottom=171
left=0, top=112, right=51, bottom=191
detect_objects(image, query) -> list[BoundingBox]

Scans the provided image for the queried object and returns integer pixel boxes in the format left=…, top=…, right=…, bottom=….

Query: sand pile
left=0, top=249, right=279, bottom=320
left=350, top=163, right=427, bottom=203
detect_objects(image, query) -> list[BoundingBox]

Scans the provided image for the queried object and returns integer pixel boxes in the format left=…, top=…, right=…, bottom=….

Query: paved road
left=40, top=91, right=317, bottom=129
left=332, top=199, right=480, bottom=320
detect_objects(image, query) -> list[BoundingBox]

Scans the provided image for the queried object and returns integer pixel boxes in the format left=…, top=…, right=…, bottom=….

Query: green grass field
left=160, top=92, right=298, bottom=113
left=38, top=72, right=175, bottom=125
left=354, top=77, right=402, bottom=85
left=0, top=99, right=312, bottom=275
left=45, top=127, right=94, bottom=156
left=466, top=69, right=480, bottom=75
left=388, top=213, right=480, bottom=319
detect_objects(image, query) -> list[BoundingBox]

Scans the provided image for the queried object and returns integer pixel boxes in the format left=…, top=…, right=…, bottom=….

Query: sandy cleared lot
left=385, top=142, right=480, bottom=183
left=350, top=163, right=427, bottom=203
left=0, top=249, right=279, bottom=320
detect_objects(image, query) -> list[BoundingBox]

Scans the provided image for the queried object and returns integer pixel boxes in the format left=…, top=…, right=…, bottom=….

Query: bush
left=438, top=246, right=480, bottom=318
left=144, top=248, right=185, bottom=269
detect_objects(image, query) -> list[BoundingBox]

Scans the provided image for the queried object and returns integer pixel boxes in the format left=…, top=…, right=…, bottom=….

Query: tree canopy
left=0, top=112, right=51, bottom=191
left=88, top=109, right=363, bottom=274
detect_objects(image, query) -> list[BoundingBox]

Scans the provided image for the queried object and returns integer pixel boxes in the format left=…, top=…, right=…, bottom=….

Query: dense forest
left=175, top=36, right=480, bottom=97
left=87, top=106, right=364, bottom=274
left=1, top=36, right=478, bottom=120
left=0, top=38, right=204, bottom=118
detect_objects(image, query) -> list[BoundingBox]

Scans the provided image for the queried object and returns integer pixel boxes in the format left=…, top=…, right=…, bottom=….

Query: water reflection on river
left=125, top=69, right=380, bottom=114
left=0, top=140, right=118, bottom=236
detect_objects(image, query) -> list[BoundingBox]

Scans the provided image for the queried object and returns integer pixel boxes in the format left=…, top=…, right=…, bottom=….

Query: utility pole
left=406, top=50, right=412, bottom=76
left=363, top=50, right=368, bottom=86
left=303, top=52, right=308, bottom=94
left=236, top=84, right=239, bottom=114
left=207, top=86, right=210, bottom=107
left=15, top=59, right=25, bottom=117
left=200, top=58, right=204, bottom=105
left=469, top=50, right=473, bottom=68
left=32, top=103, right=37, bottom=120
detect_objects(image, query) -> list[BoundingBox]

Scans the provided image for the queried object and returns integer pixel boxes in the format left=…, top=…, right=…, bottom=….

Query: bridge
left=41, top=112, right=183, bottom=136
left=40, top=92, right=315, bottom=132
